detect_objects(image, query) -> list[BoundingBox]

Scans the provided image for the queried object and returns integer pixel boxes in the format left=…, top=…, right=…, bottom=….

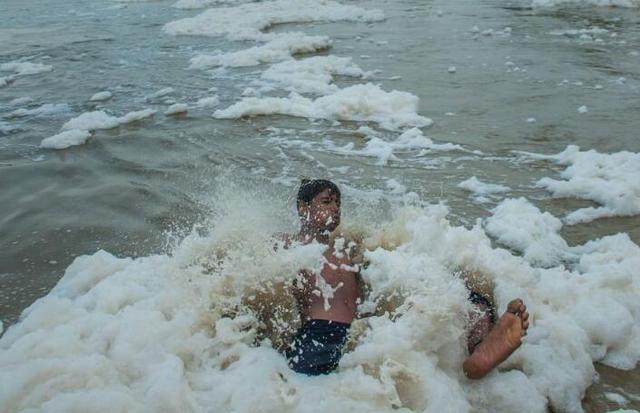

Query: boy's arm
left=291, top=270, right=314, bottom=309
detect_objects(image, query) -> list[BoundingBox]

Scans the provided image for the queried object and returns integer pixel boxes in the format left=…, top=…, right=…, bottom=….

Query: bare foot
left=463, top=298, right=529, bottom=380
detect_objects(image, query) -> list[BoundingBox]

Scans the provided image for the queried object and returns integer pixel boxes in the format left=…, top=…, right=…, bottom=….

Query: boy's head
left=297, top=179, right=341, bottom=233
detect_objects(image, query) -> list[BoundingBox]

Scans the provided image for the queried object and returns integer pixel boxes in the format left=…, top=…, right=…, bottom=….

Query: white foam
left=369, top=128, right=460, bottom=164
left=90, top=91, right=113, bottom=102
left=458, top=177, right=509, bottom=203
left=259, top=56, right=366, bottom=95
left=148, top=87, right=174, bottom=100
left=7, top=103, right=71, bottom=118
left=57, top=109, right=155, bottom=140
left=519, top=145, right=640, bottom=224
left=40, top=129, right=92, bottom=150
left=165, top=103, right=188, bottom=115
left=214, top=83, right=432, bottom=130
left=62, top=111, right=121, bottom=131
left=484, top=198, right=571, bottom=267
left=1, top=199, right=639, bottom=413
left=164, top=0, right=384, bottom=40
left=189, top=34, right=331, bottom=69
left=0, top=61, right=53, bottom=76
left=118, top=109, right=156, bottom=123
left=195, top=96, right=220, bottom=108
left=549, top=27, right=609, bottom=37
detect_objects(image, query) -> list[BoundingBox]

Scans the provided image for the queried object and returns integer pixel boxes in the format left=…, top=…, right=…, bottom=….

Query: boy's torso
left=303, top=244, right=360, bottom=324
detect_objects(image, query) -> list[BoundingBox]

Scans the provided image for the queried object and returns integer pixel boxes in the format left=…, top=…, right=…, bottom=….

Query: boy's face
left=300, top=188, right=341, bottom=233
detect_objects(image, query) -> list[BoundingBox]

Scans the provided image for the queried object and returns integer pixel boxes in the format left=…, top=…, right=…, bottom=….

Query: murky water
left=1, top=0, right=639, bottom=411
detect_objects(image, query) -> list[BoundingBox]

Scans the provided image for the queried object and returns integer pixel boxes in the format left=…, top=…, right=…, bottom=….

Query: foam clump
left=214, top=83, right=432, bottom=130
left=41, top=109, right=156, bottom=149
left=519, top=145, right=640, bottom=224
left=165, top=103, right=188, bottom=115
left=549, top=27, right=609, bottom=37
left=164, top=0, right=384, bottom=40
left=7, top=103, right=71, bottom=118
left=168, top=0, right=382, bottom=69
left=90, top=91, right=113, bottom=102
left=0, top=60, right=53, bottom=88
left=196, top=96, right=220, bottom=108
left=457, top=176, right=509, bottom=203
left=147, top=87, right=174, bottom=100
left=484, top=197, right=571, bottom=267
left=118, top=109, right=156, bottom=123
left=40, top=130, right=92, bottom=149
left=61, top=111, right=121, bottom=131
left=189, top=34, right=331, bottom=69
left=259, top=56, right=366, bottom=95
left=332, top=127, right=459, bottom=165
left=0, top=61, right=53, bottom=76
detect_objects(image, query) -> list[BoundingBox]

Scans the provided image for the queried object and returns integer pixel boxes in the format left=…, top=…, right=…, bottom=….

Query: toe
left=522, top=311, right=529, bottom=322
left=507, top=299, right=523, bottom=314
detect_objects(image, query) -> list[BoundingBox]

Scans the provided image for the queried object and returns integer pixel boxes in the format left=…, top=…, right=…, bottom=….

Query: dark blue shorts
left=286, top=319, right=350, bottom=376
left=469, top=291, right=496, bottom=322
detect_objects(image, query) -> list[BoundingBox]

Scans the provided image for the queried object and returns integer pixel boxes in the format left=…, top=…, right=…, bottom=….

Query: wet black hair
left=296, top=179, right=341, bottom=212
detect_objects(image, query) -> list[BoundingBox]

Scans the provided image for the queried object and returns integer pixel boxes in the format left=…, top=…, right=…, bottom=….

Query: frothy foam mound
left=7, top=103, right=71, bottom=118
left=170, top=0, right=383, bottom=68
left=40, top=129, right=92, bottom=149
left=0, top=60, right=53, bottom=88
left=259, top=56, right=367, bottom=95
left=189, top=34, right=331, bottom=69
left=519, top=145, right=640, bottom=224
left=458, top=176, right=510, bottom=204
left=329, top=127, right=460, bottom=165
left=90, top=91, right=113, bottom=102
left=61, top=111, right=122, bottom=131
left=163, top=0, right=384, bottom=40
left=0, top=61, right=53, bottom=76
left=484, top=197, right=571, bottom=267
left=214, top=84, right=433, bottom=130
left=40, top=110, right=156, bottom=149
left=1, top=189, right=639, bottom=413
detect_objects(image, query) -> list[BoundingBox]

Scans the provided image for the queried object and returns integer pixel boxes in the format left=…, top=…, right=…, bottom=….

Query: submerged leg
left=463, top=299, right=529, bottom=380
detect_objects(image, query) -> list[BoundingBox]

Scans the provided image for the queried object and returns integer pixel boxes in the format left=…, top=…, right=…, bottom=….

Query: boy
left=284, top=179, right=530, bottom=379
